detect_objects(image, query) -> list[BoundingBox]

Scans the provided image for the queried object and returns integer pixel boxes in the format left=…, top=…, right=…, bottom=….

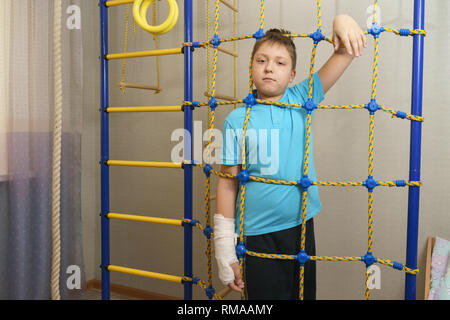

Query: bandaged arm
left=214, top=164, right=240, bottom=286
left=214, top=214, right=238, bottom=285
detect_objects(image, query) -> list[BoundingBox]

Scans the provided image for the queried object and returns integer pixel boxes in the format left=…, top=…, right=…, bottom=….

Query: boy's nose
left=265, top=62, right=273, bottom=73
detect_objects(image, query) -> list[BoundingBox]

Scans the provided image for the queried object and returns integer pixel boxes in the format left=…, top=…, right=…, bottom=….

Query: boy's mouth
left=263, top=77, right=275, bottom=82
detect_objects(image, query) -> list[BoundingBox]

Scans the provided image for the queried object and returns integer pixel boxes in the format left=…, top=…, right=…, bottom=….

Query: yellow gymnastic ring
left=133, top=0, right=179, bottom=35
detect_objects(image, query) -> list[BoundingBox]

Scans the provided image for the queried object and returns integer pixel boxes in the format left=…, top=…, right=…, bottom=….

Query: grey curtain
left=0, top=0, right=85, bottom=299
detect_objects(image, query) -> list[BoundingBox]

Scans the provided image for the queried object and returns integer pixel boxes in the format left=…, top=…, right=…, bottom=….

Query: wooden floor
left=86, top=288, right=137, bottom=300
left=85, top=280, right=180, bottom=300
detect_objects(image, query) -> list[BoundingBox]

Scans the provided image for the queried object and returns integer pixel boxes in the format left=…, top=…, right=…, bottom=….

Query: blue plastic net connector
left=395, top=180, right=407, bottom=187
left=294, top=250, right=311, bottom=266
left=309, top=28, right=325, bottom=44
left=203, top=225, right=213, bottom=239
left=253, top=28, right=265, bottom=40
left=362, top=252, right=377, bottom=268
left=303, top=99, right=317, bottom=113
left=244, top=93, right=256, bottom=107
left=365, top=99, right=381, bottom=114
left=297, top=175, right=313, bottom=190
left=189, top=219, right=200, bottom=227
left=205, top=285, right=216, bottom=299
left=396, top=110, right=407, bottom=119
left=191, top=101, right=200, bottom=108
left=368, top=22, right=385, bottom=38
left=237, top=169, right=250, bottom=185
left=363, top=176, right=379, bottom=192
left=203, top=163, right=212, bottom=177
left=393, top=261, right=404, bottom=270
left=208, top=96, right=218, bottom=110
left=192, top=277, right=200, bottom=285
left=209, top=34, right=221, bottom=48
left=191, top=42, right=201, bottom=48
left=399, top=29, right=410, bottom=36
left=235, top=243, right=247, bottom=259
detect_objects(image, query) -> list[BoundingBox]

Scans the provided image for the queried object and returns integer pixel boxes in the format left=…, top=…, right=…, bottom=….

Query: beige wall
left=81, top=0, right=450, bottom=300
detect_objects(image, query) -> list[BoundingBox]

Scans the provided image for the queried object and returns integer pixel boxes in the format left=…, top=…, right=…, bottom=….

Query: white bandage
left=213, top=214, right=239, bottom=286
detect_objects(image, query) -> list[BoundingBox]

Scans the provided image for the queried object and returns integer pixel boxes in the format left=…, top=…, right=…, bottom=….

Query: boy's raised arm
left=318, top=14, right=367, bottom=94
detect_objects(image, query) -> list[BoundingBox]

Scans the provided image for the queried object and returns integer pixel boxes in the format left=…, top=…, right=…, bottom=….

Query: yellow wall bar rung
left=107, top=160, right=182, bottom=168
left=108, top=265, right=183, bottom=283
left=107, top=106, right=183, bottom=113
left=105, top=0, right=134, bottom=7
left=106, top=48, right=182, bottom=60
left=107, top=213, right=184, bottom=226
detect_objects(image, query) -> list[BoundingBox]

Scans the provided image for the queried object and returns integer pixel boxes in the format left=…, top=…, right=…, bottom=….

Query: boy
left=214, top=15, right=366, bottom=299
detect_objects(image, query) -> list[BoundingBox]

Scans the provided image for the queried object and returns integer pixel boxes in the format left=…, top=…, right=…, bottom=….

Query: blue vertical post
left=184, top=0, right=194, bottom=300
left=405, top=0, right=425, bottom=300
left=99, top=0, right=110, bottom=300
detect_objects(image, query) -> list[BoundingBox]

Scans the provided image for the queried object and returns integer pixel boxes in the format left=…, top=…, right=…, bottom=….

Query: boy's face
left=251, top=41, right=296, bottom=101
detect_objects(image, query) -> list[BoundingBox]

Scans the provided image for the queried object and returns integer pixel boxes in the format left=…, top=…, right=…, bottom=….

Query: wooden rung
left=118, top=82, right=162, bottom=93
left=219, top=0, right=239, bottom=12
left=217, top=286, right=232, bottom=298
left=204, top=91, right=237, bottom=102
left=216, top=45, right=238, bottom=57
left=424, top=236, right=436, bottom=300
left=208, top=44, right=238, bottom=58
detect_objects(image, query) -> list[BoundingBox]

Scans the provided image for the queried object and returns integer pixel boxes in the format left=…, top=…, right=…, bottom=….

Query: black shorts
left=243, top=218, right=316, bottom=300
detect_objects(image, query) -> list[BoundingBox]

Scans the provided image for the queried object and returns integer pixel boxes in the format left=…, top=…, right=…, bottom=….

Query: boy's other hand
left=333, top=14, right=367, bottom=57
left=228, top=262, right=244, bottom=293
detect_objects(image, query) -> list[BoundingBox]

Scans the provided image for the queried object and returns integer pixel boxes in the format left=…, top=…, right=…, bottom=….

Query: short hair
left=251, top=28, right=297, bottom=70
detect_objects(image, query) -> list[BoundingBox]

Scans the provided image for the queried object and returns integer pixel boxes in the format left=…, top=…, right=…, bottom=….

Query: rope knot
left=297, top=175, right=313, bottom=190
left=363, top=176, right=379, bottom=192
left=235, top=243, right=247, bottom=259
left=244, top=93, right=256, bottom=107
left=365, top=99, right=381, bottom=114
left=368, top=22, right=385, bottom=38
left=309, top=28, right=325, bottom=44
left=252, top=28, right=265, bottom=40
left=237, top=169, right=250, bottom=185
left=362, top=252, right=377, bottom=268
left=295, top=250, right=310, bottom=266
left=209, top=34, right=221, bottom=48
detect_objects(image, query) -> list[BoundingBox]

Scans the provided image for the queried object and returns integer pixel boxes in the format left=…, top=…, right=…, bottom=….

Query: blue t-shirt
left=222, top=72, right=324, bottom=236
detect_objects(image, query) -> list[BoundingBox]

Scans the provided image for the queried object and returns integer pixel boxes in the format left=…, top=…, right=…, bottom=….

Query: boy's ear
left=290, top=69, right=296, bottom=83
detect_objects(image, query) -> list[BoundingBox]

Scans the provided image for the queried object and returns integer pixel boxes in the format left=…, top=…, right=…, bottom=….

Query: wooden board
left=424, top=236, right=436, bottom=300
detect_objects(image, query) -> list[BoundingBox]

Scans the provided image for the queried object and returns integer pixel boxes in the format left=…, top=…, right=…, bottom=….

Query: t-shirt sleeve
left=289, top=72, right=325, bottom=105
left=221, top=119, right=243, bottom=165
